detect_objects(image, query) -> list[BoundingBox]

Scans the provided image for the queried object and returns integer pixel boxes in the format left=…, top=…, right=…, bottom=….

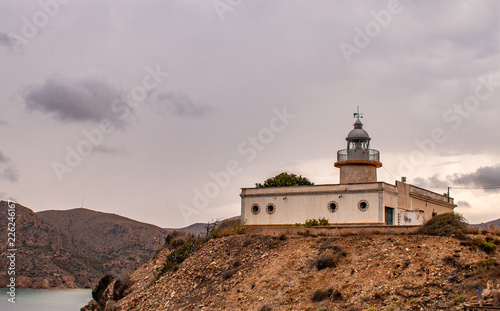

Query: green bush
left=478, top=258, right=498, bottom=266
left=164, top=231, right=194, bottom=249
left=155, top=236, right=208, bottom=282
left=417, top=213, right=468, bottom=239
left=256, top=172, right=314, bottom=188
left=477, top=239, right=497, bottom=253
left=318, top=217, right=329, bottom=226
left=453, top=295, right=465, bottom=305
left=305, top=218, right=329, bottom=227
left=305, top=219, right=319, bottom=227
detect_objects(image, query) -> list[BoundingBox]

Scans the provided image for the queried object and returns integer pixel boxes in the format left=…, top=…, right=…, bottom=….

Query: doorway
left=385, top=207, right=394, bottom=225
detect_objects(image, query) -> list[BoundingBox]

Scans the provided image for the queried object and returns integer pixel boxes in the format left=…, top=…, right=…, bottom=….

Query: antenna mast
left=353, top=106, right=363, bottom=120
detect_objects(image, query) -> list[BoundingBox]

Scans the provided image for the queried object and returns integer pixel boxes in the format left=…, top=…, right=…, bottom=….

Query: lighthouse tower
left=334, top=108, right=382, bottom=184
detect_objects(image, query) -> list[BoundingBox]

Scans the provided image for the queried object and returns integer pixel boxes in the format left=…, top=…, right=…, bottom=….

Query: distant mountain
left=0, top=201, right=100, bottom=288
left=166, top=223, right=207, bottom=235
left=472, top=218, right=500, bottom=228
left=0, top=201, right=172, bottom=288
left=165, top=216, right=241, bottom=235
left=0, top=200, right=238, bottom=289
left=37, top=208, right=169, bottom=279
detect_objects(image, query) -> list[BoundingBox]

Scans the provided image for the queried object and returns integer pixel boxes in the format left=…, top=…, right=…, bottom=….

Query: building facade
left=241, top=111, right=456, bottom=226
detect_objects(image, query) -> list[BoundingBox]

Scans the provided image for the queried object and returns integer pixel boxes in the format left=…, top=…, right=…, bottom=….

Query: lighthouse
left=334, top=108, right=382, bottom=184
left=241, top=108, right=455, bottom=226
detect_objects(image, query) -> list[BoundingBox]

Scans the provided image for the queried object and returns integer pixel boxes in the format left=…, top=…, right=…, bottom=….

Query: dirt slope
left=104, top=233, right=498, bottom=311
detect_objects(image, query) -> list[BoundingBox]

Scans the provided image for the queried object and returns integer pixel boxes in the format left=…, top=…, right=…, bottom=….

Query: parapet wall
left=247, top=224, right=420, bottom=236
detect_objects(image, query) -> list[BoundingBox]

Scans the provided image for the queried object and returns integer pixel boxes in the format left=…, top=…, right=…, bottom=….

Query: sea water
left=0, top=288, right=92, bottom=311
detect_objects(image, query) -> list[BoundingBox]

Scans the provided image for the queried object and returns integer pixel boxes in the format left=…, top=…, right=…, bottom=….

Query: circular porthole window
left=251, top=204, right=260, bottom=215
left=358, top=200, right=369, bottom=212
left=328, top=201, right=338, bottom=212
left=266, top=203, right=276, bottom=214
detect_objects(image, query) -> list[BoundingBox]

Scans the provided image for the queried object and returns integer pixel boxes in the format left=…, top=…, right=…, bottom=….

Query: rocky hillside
left=38, top=208, right=168, bottom=277
left=0, top=201, right=169, bottom=288
left=474, top=218, right=500, bottom=229
left=83, top=231, right=500, bottom=310
left=0, top=201, right=99, bottom=288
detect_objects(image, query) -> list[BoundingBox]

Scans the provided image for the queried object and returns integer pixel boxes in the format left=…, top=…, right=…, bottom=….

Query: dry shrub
left=417, top=213, right=468, bottom=239
left=467, top=227, right=480, bottom=234
left=212, top=218, right=248, bottom=238
left=164, top=231, right=195, bottom=249
left=311, top=288, right=342, bottom=302
left=442, top=255, right=464, bottom=269
left=314, top=247, right=346, bottom=270
left=221, top=267, right=239, bottom=280
left=315, top=242, right=347, bottom=270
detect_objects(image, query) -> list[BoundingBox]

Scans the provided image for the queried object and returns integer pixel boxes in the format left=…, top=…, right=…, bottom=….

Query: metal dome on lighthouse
left=334, top=107, right=382, bottom=184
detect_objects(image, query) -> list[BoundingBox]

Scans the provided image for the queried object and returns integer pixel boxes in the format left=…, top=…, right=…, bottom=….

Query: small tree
left=256, top=172, right=314, bottom=188
left=204, top=218, right=221, bottom=237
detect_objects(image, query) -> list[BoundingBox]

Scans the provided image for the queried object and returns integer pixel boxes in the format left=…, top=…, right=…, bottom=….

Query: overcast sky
left=1, top=0, right=499, bottom=227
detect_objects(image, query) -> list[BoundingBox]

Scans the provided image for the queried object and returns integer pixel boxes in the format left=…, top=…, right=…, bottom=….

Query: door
left=385, top=207, right=394, bottom=225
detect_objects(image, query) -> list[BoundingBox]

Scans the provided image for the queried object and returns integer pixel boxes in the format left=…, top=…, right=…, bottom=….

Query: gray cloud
left=0, top=119, right=7, bottom=125
left=413, top=175, right=449, bottom=189
left=23, top=73, right=129, bottom=128
left=0, top=32, right=10, bottom=47
left=448, top=164, right=500, bottom=191
left=0, top=166, right=19, bottom=182
left=414, top=164, right=500, bottom=192
left=0, top=151, right=8, bottom=163
left=456, top=200, right=472, bottom=208
left=149, top=91, right=211, bottom=118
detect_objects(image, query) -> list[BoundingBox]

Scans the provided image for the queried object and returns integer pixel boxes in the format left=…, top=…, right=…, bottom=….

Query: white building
left=241, top=111, right=455, bottom=226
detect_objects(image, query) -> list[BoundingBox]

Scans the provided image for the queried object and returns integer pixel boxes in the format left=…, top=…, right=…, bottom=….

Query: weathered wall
left=410, top=198, right=454, bottom=222
left=339, top=165, right=377, bottom=184
left=246, top=224, right=420, bottom=236
left=395, top=181, right=455, bottom=223
left=241, top=181, right=455, bottom=226
left=242, top=184, right=385, bottom=225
